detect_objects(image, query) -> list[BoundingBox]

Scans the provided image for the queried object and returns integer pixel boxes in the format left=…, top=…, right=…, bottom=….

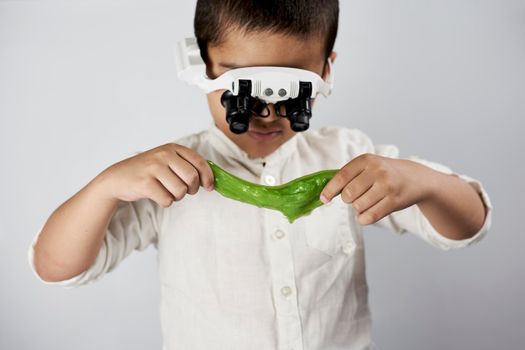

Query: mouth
left=247, top=128, right=283, bottom=141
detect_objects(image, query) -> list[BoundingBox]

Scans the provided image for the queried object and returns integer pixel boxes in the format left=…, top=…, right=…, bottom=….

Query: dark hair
left=194, top=0, right=339, bottom=63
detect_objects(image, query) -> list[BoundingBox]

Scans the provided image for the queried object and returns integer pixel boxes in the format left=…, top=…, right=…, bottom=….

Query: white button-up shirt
left=28, top=123, right=493, bottom=350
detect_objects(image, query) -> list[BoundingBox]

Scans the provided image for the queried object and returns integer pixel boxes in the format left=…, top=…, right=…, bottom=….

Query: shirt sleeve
left=28, top=198, right=164, bottom=288
left=369, top=143, right=493, bottom=250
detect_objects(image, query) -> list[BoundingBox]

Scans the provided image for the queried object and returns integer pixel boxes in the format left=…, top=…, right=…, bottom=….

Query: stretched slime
left=207, top=160, right=338, bottom=223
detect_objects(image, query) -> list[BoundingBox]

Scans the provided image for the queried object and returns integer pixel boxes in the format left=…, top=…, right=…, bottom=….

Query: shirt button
left=264, top=175, right=276, bottom=185
left=280, top=286, right=292, bottom=297
left=274, top=229, right=285, bottom=240
left=342, top=239, right=356, bottom=254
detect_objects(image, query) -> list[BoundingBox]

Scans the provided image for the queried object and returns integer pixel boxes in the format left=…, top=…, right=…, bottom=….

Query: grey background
left=1, top=0, right=524, bottom=349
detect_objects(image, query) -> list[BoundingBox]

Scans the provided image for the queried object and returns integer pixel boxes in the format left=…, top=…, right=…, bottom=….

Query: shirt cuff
left=407, top=156, right=493, bottom=250
left=27, top=224, right=98, bottom=288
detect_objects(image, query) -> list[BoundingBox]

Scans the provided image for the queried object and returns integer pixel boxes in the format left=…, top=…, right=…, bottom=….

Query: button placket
left=279, top=315, right=303, bottom=350
left=274, top=229, right=286, bottom=240
left=264, top=174, right=276, bottom=185
left=263, top=210, right=304, bottom=350
left=342, top=238, right=356, bottom=254
left=280, top=285, right=293, bottom=298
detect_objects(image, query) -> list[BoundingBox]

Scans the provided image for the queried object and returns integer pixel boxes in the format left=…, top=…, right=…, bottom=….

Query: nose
left=254, top=103, right=280, bottom=122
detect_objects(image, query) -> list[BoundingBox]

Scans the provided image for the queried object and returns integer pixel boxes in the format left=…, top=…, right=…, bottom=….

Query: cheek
left=207, top=91, right=226, bottom=122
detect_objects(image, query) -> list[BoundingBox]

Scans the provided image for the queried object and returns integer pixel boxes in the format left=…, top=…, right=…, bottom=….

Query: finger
left=168, top=155, right=201, bottom=195
left=320, top=158, right=366, bottom=203
left=357, top=196, right=394, bottom=225
left=155, top=165, right=188, bottom=201
left=147, top=178, right=176, bottom=208
left=340, top=171, right=374, bottom=204
left=173, top=146, right=215, bottom=190
left=352, top=182, right=386, bottom=214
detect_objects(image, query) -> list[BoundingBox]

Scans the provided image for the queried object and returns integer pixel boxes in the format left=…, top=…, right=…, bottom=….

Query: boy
left=29, top=1, right=492, bottom=349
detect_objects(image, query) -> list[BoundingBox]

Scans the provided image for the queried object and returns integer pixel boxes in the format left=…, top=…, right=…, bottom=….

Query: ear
left=322, top=51, right=337, bottom=81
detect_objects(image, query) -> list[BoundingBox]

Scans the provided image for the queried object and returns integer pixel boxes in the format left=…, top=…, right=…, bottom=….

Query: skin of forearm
left=33, top=174, right=120, bottom=282
left=415, top=163, right=487, bottom=240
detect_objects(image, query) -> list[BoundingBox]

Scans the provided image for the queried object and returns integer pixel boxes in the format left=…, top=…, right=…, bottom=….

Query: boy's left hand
left=320, top=153, right=433, bottom=225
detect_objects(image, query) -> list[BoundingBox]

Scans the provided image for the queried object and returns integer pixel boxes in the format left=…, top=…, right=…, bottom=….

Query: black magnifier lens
left=286, top=100, right=312, bottom=131
left=221, top=90, right=250, bottom=134
left=288, top=110, right=311, bottom=131
left=284, top=82, right=313, bottom=132
left=219, top=80, right=253, bottom=134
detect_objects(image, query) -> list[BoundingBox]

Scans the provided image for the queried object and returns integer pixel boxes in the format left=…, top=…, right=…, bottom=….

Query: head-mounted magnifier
left=174, top=37, right=334, bottom=134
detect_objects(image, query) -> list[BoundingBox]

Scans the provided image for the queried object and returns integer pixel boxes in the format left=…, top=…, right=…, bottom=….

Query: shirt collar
left=206, top=122, right=300, bottom=166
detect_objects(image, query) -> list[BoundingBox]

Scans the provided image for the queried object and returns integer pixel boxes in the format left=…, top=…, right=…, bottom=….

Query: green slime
left=208, top=160, right=338, bottom=223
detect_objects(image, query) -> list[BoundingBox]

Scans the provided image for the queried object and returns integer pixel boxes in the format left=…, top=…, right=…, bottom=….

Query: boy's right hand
left=95, top=143, right=215, bottom=208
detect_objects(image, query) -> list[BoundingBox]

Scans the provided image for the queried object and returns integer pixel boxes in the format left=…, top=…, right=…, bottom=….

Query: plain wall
left=1, top=0, right=524, bottom=349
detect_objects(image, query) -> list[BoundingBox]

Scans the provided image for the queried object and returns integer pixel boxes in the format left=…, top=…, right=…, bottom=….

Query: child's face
left=205, top=29, right=333, bottom=159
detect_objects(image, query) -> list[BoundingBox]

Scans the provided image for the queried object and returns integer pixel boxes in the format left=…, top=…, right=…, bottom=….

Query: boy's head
left=194, top=0, right=339, bottom=159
